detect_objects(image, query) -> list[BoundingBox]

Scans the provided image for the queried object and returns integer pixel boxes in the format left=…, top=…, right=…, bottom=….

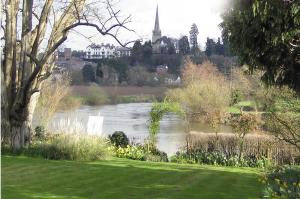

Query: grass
left=2, top=156, right=263, bottom=199
left=228, top=100, right=256, bottom=114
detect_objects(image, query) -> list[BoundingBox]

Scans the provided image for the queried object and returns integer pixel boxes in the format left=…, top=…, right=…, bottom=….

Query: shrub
left=113, top=145, right=146, bottom=160
left=27, top=134, right=110, bottom=161
left=81, top=85, right=109, bottom=105
left=170, top=150, right=271, bottom=168
left=261, top=166, right=300, bottom=198
left=111, top=144, right=168, bottom=162
left=230, top=89, right=242, bottom=105
left=109, top=131, right=129, bottom=147
left=180, top=132, right=299, bottom=167
left=34, top=126, right=46, bottom=141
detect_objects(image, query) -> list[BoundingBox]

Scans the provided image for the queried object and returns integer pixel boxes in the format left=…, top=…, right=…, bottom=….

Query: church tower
left=152, top=5, right=161, bottom=54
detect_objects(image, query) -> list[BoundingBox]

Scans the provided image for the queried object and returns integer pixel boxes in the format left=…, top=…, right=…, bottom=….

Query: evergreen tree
left=189, top=23, right=199, bottom=50
left=142, top=41, right=153, bottom=65
left=178, top=36, right=190, bottom=55
left=215, top=37, right=225, bottom=55
left=131, top=40, right=143, bottom=63
left=221, top=0, right=300, bottom=91
left=205, top=37, right=216, bottom=57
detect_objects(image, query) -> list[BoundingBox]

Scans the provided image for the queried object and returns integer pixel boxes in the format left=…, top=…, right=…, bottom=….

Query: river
left=47, top=103, right=232, bottom=155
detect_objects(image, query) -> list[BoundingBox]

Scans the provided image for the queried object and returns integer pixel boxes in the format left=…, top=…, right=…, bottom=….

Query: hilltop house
left=85, top=43, right=131, bottom=60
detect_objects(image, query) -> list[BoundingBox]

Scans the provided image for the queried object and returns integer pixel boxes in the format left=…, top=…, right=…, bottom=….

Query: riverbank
left=59, top=85, right=167, bottom=109
left=2, top=156, right=262, bottom=199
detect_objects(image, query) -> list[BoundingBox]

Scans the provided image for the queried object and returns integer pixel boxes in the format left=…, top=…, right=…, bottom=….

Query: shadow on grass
left=2, top=156, right=262, bottom=199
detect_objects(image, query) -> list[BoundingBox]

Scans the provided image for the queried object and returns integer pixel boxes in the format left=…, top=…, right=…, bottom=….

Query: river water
left=47, top=103, right=232, bottom=155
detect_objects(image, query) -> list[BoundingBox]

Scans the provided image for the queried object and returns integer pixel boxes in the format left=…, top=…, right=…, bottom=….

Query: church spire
left=154, top=5, right=160, bottom=31
left=152, top=4, right=161, bottom=45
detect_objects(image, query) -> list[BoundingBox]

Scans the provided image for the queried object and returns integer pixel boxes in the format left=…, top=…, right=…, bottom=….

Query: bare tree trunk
left=2, top=91, right=39, bottom=150
left=2, top=0, right=132, bottom=151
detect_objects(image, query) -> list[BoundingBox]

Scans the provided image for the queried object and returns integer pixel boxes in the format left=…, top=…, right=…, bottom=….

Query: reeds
left=185, top=132, right=300, bottom=165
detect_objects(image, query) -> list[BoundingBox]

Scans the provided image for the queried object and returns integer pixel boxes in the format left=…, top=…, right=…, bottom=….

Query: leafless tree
left=1, top=0, right=134, bottom=150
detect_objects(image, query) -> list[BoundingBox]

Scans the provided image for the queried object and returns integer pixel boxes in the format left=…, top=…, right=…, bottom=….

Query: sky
left=64, top=0, right=229, bottom=50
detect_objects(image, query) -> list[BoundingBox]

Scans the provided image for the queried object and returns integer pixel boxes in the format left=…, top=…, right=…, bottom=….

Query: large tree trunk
left=1, top=91, right=39, bottom=150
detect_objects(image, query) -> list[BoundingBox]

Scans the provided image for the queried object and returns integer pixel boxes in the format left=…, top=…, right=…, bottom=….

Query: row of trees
left=205, top=37, right=232, bottom=57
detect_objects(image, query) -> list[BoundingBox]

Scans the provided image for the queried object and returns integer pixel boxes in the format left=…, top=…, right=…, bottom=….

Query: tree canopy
left=220, top=0, right=300, bottom=92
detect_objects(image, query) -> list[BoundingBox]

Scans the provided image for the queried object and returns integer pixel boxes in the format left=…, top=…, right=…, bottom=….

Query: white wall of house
left=85, top=44, right=131, bottom=59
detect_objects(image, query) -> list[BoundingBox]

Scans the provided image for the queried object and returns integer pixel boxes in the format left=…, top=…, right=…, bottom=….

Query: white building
left=116, top=46, right=131, bottom=57
left=85, top=43, right=131, bottom=59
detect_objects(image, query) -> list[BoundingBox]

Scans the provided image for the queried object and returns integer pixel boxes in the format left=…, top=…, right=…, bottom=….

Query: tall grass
left=185, top=132, right=300, bottom=165
left=28, top=133, right=111, bottom=161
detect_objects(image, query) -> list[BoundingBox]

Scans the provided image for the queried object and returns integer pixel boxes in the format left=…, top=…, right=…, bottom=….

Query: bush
left=34, top=126, right=46, bottom=141
left=27, top=134, right=110, bottom=161
left=111, top=144, right=168, bottom=162
left=261, top=166, right=300, bottom=198
left=81, top=85, right=109, bottom=105
left=170, top=150, right=271, bottom=168
left=109, top=131, right=129, bottom=147
left=185, top=132, right=299, bottom=166
left=230, top=89, right=242, bottom=105
left=113, top=145, right=146, bottom=160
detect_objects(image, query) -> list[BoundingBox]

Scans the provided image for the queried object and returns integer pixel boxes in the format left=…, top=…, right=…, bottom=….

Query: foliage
left=80, top=85, right=109, bottom=105
left=170, top=150, right=270, bottom=168
left=168, top=60, right=231, bottom=134
left=259, top=86, right=300, bottom=150
left=159, top=36, right=176, bottom=55
left=82, top=64, right=96, bottom=82
left=231, top=89, right=243, bottom=105
left=127, top=66, right=156, bottom=86
left=265, top=113, right=300, bottom=151
left=112, top=145, right=146, bottom=160
left=34, top=126, right=46, bottom=141
left=34, top=73, right=71, bottom=128
left=208, top=55, right=237, bottom=75
left=110, top=145, right=168, bottom=162
left=149, top=101, right=184, bottom=147
left=70, top=69, right=84, bottom=85
left=221, top=0, right=300, bottom=92
left=109, top=131, right=129, bottom=147
left=57, top=95, right=82, bottom=111
left=151, top=54, right=183, bottom=75
left=185, top=132, right=299, bottom=166
left=205, top=37, right=232, bottom=57
left=261, top=166, right=300, bottom=199
left=131, top=40, right=143, bottom=64
left=230, top=113, right=259, bottom=160
left=27, top=134, right=110, bottom=161
left=178, top=36, right=190, bottom=55
left=189, top=23, right=199, bottom=50
left=99, top=57, right=130, bottom=83
left=205, top=37, right=216, bottom=56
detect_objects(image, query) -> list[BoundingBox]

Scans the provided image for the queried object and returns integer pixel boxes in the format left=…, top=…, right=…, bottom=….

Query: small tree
left=167, top=60, right=231, bottom=135
left=230, top=113, right=259, bottom=160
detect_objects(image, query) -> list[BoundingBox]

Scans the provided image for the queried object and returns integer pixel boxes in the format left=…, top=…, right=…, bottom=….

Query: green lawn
left=2, top=156, right=263, bottom=199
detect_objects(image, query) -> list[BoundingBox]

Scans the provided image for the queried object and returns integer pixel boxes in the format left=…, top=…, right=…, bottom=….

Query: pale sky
left=65, top=0, right=229, bottom=50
